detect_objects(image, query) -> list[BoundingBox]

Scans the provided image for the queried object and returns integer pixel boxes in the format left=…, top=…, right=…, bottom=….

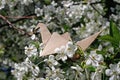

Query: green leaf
left=99, top=35, right=119, bottom=47
left=31, top=41, right=40, bottom=49
left=96, top=50, right=106, bottom=55
left=99, top=21, right=120, bottom=48
left=44, top=0, right=51, bottom=5
left=63, top=25, right=70, bottom=32
left=110, top=21, right=120, bottom=41
left=86, top=65, right=96, bottom=72
left=99, top=35, right=114, bottom=42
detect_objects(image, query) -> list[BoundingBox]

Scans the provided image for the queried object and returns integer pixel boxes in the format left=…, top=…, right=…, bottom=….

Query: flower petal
left=105, top=69, right=113, bottom=76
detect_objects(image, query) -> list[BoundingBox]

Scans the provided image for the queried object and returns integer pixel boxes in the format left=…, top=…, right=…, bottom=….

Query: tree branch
left=0, top=14, right=35, bottom=36
left=4, top=15, right=36, bottom=19
left=0, top=14, right=36, bottom=28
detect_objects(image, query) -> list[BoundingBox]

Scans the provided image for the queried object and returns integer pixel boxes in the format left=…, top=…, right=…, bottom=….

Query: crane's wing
left=76, top=30, right=103, bottom=51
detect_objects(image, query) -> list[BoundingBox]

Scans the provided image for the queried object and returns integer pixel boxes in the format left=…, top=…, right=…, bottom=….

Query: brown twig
left=90, top=4, right=104, bottom=17
left=0, top=14, right=33, bottom=36
left=0, top=14, right=13, bottom=27
left=0, top=14, right=36, bottom=28
left=4, top=15, right=36, bottom=19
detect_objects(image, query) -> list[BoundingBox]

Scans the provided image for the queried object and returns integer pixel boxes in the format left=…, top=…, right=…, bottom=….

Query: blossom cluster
left=10, top=41, right=120, bottom=80
left=0, top=0, right=120, bottom=80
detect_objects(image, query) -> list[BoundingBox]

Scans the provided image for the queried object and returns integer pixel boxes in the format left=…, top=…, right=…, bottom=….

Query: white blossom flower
left=86, top=51, right=104, bottom=67
left=35, top=8, right=43, bottom=17
left=11, top=63, right=28, bottom=80
left=21, top=0, right=33, bottom=5
left=0, top=0, right=6, bottom=9
left=114, top=0, right=120, bottom=3
left=108, top=47, right=114, bottom=54
left=45, top=67, right=64, bottom=79
left=105, top=62, right=120, bottom=80
left=12, top=58, right=40, bottom=80
left=65, top=41, right=77, bottom=58
left=61, top=0, right=73, bottom=8
left=55, top=41, right=77, bottom=61
left=71, top=65, right=85, bottom=80
left=98, top=44, right=103, bottom=51
left=30, top=34, right=36, bottom=40
left=52, top=67, right=65, bottom=79
left=24, top=58, right=40, bottom=76
left=55, top=46, right=67, bottom=61
left=51, top=1, right=57, bottom=6
left=31, top=65, right=40, bottom=76
left=91, top=66, right=105, bottom=80
left=44, top=55, right=59, bottom=67
left=44, top=14, right=52, bottom=23
left=71, top=64, right=83, bottom=73
left=25, top=44, right=38, bottom=57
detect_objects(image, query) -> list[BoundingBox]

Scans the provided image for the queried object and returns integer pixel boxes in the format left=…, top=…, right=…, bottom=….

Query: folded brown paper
left=76, top=31, right=102, bottom=51
left=40, top=32, right=69, bottom=56
left=37, top=23, right=51, bottom=45
left=61, top=32, right=72, bottom=41
left=37, top=23, right=102, bottom=56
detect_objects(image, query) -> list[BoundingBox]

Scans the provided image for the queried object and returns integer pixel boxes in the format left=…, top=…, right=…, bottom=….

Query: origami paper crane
left=37, top=23, right=103, bottom=57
